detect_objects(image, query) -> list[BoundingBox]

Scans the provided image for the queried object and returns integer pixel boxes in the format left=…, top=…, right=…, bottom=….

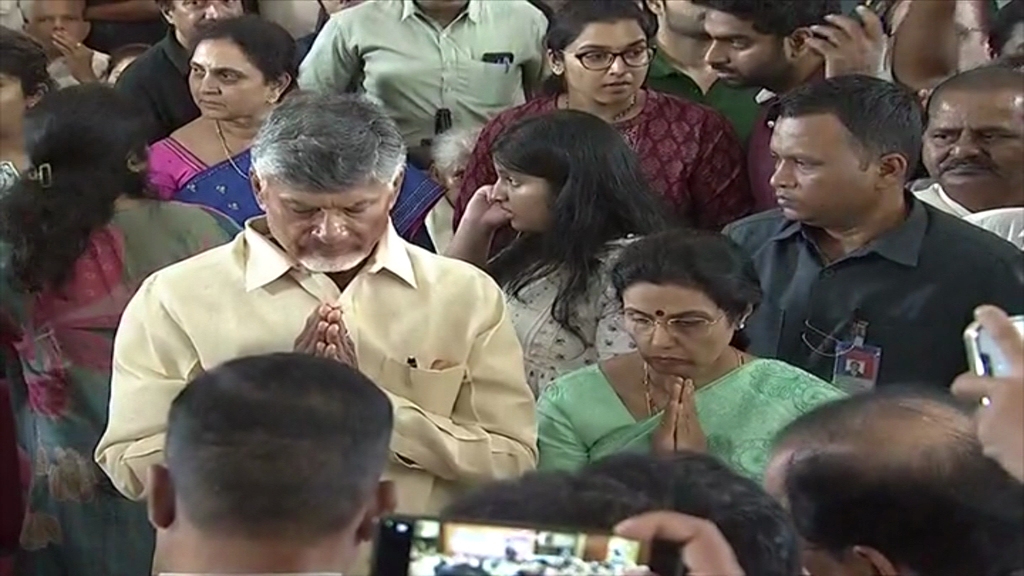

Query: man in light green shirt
left=299, top=0, right=547, bottom=156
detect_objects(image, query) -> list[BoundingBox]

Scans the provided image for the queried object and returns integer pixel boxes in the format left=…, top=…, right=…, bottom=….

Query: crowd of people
left=0, top=0, right=1022, bottom=575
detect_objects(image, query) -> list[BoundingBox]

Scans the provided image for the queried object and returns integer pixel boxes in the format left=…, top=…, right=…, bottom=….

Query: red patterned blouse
left=453, top=90, right=753, bottom=234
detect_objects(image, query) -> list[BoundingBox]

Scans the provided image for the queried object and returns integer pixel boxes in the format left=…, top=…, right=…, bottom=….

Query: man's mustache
left=941, top=159, right=998, bottom=174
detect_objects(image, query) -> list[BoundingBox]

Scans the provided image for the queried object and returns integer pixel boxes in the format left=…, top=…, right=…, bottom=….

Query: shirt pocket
left=379, top=356, right=467, bottom=418
left=463, top=60, right=520, bottom=107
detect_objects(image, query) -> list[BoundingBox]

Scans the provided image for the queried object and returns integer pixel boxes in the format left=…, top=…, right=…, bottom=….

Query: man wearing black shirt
left=114, top=0, right=244, bottom=142
left=725, top=75, right=1024, bottom=390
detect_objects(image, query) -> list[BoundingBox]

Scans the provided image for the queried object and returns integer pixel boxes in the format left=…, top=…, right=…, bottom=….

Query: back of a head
left=165, top=353, right=394, bottom=542
left=584, top=453, right=801, bottom=576
left=778, top=75, right=923, bottom=181
left=251, top=93, right=406, bottom=194
left=0, top=84, right=155, bottom=293
left=443, top=469, right=657, bottom=531
left=777, top=389, right=1024, bottom=576
left=691, top=0, right=840, bottom=37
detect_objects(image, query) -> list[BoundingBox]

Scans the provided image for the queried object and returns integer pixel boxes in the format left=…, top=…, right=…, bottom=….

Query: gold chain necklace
left=643, top=349, right=746, bottom=417
left=215, top=120, right=249, bottom=179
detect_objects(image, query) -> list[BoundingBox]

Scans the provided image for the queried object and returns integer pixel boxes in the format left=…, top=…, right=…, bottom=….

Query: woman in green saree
left=536, top=230, right=846, bottom=481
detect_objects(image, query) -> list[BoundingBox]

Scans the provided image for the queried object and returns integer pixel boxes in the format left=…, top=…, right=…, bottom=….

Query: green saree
left=536, top=358, right=846, bottom=481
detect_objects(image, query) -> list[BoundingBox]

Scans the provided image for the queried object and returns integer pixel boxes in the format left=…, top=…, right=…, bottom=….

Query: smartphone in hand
left=371, top=515, right=684, bottom=576
left=964, top=315, right=1024, bottom=377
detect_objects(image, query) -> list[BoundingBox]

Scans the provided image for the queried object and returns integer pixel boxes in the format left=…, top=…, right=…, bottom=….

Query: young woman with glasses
left=534, top=230, right=845, bottom=482
left=453, top=0, right=754, bottom=255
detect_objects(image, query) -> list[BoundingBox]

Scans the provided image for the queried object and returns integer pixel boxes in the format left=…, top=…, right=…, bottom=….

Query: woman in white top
left=447, top=110, right=669, bottom=394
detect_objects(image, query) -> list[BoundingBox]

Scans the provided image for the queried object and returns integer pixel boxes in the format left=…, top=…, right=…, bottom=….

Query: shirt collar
left=402, top=0, right=479, bottom=23
left=242, top=218, right=418, bottom=292
left=755, top=66, right=827, bottom=104
left=771, top=195, right=929, bottom=267
left=647, top=49, right=678, bottom=79
left=159, top=31, right=191, bottom=75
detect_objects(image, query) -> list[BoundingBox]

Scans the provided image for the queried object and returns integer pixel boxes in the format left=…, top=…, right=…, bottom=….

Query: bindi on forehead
left=654, top=310, right=666, bottom=317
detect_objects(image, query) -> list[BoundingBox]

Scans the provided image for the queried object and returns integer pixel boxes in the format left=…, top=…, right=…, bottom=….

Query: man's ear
left=147, top=464, right=177, bottom=530
left=355, top=480, right=397, bottom=543
left=786, top=28, right=818, bottom=59
left=251, top=171, right=268, bottom=211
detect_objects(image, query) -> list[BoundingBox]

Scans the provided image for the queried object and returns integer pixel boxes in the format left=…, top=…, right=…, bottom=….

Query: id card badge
left=832, top=320, right=882, bottom=393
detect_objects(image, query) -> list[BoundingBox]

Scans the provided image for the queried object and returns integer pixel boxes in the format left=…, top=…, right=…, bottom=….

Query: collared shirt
left=298, top=0, right=547, bottom=147
left=915, top=181, right=1024, bottom=248
left=646, top=50, right=761, bottom=145
left=746, top=92, right=781, bottom=212
left=115, top=32, right=199, bottom=142
left=724, top=198, right=1024, bottom=388
left=48, top=50, right=111, bottom=88
left=95, top=219, right=537, bottom=514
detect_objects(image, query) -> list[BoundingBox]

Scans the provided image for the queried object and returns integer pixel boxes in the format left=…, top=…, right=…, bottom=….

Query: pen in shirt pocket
left=482, top=51, right=514, bottom=73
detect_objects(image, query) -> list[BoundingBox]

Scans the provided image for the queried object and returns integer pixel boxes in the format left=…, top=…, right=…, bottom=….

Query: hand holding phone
left=954, top=306, right=1024, bottom=482
left=615, top=512, right=744, bottom=576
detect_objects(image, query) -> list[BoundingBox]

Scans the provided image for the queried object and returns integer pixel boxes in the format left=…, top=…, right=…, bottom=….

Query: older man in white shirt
left=22, top=0, right=109, bottom=86
left=918, top=62, right=1024, bottom=248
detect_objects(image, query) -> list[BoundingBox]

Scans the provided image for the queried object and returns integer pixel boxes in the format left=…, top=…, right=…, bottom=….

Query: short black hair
left=777, top=389, right=1024, bottom=576
left=165, top=353, right=393, bottom=541
left=990, top=0, right=1024, bottom=56
left=0, top=27, right=55, bottom=98
left=585, top=453, right=801, bottom=576
left=777, top=75, right=923, bottom=178
left=691, top=0, right=840, bottom=37
left=925, top=64, right=1024, bottom=119
left=191, top=14, right=297, bottom=93
left=443, top=469, right=657, bottom=530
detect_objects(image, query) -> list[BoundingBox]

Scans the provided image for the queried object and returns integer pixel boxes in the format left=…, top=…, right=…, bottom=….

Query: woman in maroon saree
left=454, top=0, right=753, bottom=248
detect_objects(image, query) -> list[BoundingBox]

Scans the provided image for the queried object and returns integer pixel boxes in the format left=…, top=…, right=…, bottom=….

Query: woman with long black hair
left=0, top=84, right=238, bottom=576
left=447, top=109, right=669, bottom=394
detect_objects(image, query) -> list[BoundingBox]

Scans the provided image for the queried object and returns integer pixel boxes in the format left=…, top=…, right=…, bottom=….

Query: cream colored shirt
left=298, top=0, right=547, bottom=146
left=96, top=219, right=538, bottom=516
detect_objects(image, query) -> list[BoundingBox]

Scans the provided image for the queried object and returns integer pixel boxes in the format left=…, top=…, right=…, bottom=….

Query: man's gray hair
left=431, top=126, right=480, bottom=178
left=251, top=92, right=407, bottom=193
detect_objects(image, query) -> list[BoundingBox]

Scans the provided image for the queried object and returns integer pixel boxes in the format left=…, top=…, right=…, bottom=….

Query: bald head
left=768, top=390, right=1024, bottom=576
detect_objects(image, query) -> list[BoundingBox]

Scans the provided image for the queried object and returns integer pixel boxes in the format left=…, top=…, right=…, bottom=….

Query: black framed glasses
left=570, top=46, right=655, bottom=71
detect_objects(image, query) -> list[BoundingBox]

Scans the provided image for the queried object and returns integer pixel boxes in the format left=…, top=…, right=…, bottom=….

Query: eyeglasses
left=624, top=313, right=725, bottom=340
left=570, top=46, right=655, bottom=71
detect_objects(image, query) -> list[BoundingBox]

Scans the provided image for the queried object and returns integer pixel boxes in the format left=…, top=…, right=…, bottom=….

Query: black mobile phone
left=371, top=515, right=684, bottom=576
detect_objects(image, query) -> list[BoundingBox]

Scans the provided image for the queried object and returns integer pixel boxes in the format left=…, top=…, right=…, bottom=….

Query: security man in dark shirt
left=725, top=75, right=1024, bottom=391
left=115, top=0, right=244, bottom=142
